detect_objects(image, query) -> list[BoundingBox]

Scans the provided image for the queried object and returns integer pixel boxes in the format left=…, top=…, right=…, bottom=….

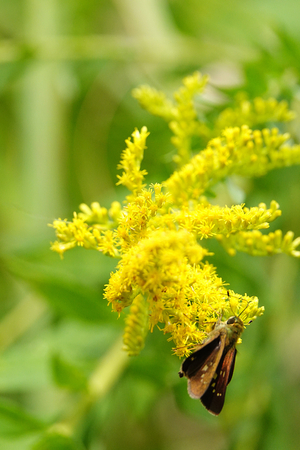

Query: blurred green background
left=0, top=1, right=300, bottom=449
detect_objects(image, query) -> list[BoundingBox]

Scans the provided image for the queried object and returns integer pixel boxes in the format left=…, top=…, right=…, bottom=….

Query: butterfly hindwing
left=200, top=346, right=237, bottom=415
left=227, top=347, right=237, bottom=386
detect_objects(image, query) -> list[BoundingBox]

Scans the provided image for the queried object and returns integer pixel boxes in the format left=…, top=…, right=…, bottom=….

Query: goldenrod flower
left=217, top=229, right=300, bottom=257
left=216, top=96, right=295, bottom=131
left=165, top=126, right=300, bottom=206
left=116, top=127, right=149, bottom=197
left=50, top=72, right=300, bottom=357
left=123, top=294, right=149, bottom=356
left=133, top=72, right=210, bottom=166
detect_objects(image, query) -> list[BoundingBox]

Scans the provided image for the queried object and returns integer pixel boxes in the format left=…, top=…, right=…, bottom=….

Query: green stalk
left=52, top=335, right=129, bottom=435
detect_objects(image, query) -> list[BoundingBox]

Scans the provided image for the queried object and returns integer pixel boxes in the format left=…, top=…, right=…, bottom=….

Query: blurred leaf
left=127, top=328, right=177, bottom=387
left=5, top=257, right=113, bottom=323
left=0, top=342, right=50, bottom=392
left=0, top=435, right=38, bottom=450
left=32, top=432, right=85, bottom=450
left=51, top=354, right=87, bottom=392
left=0, top=321, right=119, bottom=392
left=0, top=398, right=46, bottom=437
left=118, top=375, right=159, bottom=420
left=173, top=378, right=206, bottom=419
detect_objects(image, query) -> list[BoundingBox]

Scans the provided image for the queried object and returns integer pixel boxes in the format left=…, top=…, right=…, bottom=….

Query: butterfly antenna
left=227, top=290, right=251, bottom=319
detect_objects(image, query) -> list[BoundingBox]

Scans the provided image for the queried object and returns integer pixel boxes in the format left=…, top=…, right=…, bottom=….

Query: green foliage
left=32, top=432, right=85, bottom=450
left=0, top=399, right=46, bottom=437
left=0, top=1, right=300, bottom=450
left=51, top=354, right=88, bottom=392
left=5, top=255, right=117, bottom=323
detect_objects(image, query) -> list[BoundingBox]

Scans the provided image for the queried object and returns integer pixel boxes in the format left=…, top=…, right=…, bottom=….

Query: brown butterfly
left=178, top=315, right=245, bottom=415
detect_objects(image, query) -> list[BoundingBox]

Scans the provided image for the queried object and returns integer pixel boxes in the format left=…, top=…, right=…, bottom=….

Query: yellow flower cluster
left=133, top=72, right=210, bottom=166
left=218, top=229, right=300, bottom=257
left=165, top=125, right=300, bottom=206
left=78, top=201, right=121, bottom=225
left=216, top=96, right=295, bottom=131
left=116, top=127, right=149, bottom=196
left=50, top=205, right=121, bottom=258
left=123, top=294, right=149, bottom=356
left=116, top=183, right=170, bottom=250
left=51, top=72, right=300, bottom=357
left=133, top=72, right=296, bottom=168
left=104, top=227, right=263, bottom=356
left=172, top=201, right=281, bottom=238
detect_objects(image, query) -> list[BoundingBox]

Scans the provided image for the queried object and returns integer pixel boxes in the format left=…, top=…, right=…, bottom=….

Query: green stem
left=88, top=334, right=129, bottom=398
left=54, top=335, right=129, bottom=434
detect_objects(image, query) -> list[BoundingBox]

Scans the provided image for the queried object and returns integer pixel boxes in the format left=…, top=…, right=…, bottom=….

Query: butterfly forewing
left=181, top=334, right=226, bottom=399
left=179, top=315, right=245, bottom=414
left=200, top=346, right=237, bottom=415
left=181, top=336, right=221, bottom=377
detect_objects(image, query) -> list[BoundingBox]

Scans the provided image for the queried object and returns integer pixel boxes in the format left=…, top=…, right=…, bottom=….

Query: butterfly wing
left=180, top=334, right=226, bottom=400
left=200, top=346, right=237, bottom=415
left=227, top=348, right=237, bottom=386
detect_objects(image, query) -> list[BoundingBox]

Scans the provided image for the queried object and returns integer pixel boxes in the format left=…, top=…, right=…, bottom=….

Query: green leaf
left=32, top=432, right=85, bottom=450
left=0, top=322, right=119, bottom=392
left=6, top=257, right=115, bottom=323
left=0, top=398, right=47, bottom=437
left=51, top=354, right=88, bottom=392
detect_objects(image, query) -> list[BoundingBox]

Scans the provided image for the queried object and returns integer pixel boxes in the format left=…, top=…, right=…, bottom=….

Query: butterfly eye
left=226, top=316, right=237, bottom=325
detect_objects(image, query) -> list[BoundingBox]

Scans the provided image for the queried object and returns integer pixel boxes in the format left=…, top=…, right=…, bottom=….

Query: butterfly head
left=224, top=315, right=244, bottom=341
left=226, top=315, right=243, bottom=327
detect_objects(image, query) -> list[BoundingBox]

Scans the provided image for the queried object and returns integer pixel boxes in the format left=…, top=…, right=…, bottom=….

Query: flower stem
left=54, top=334, right=129, bottom=435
